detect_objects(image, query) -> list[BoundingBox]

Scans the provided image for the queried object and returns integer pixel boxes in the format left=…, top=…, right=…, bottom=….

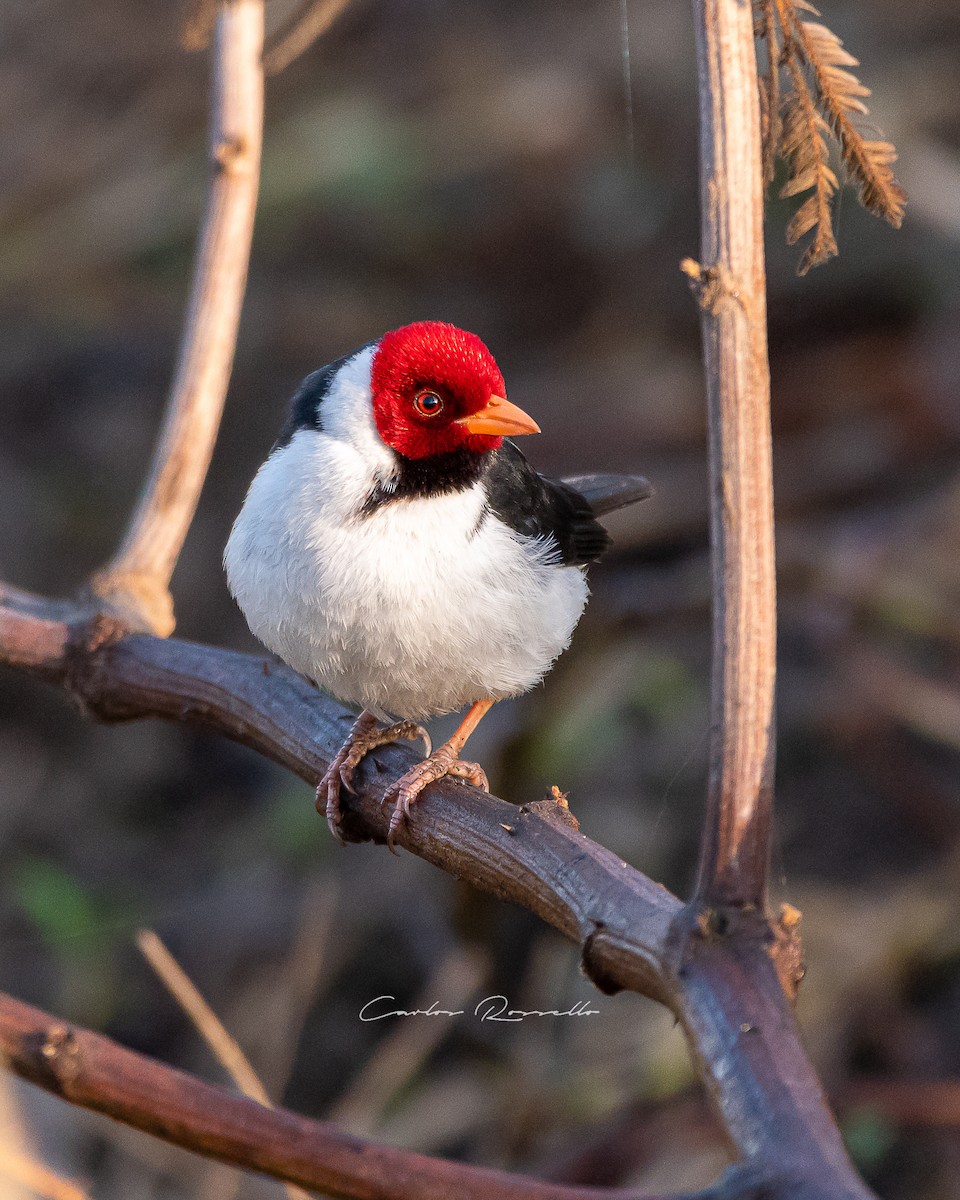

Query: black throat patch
left=361, top=446, right=490, bottom=514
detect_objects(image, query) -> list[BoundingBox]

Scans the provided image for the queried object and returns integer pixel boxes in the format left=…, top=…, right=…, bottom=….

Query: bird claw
left=316, top=779, right=347, bottom=846
left=381, top=753, right=488, bottom=851
left=317, top=713, right=432, bottom=844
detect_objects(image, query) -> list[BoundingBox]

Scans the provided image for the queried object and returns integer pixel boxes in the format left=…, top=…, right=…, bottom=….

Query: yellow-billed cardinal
left=225, top=322, right=650, bottom=849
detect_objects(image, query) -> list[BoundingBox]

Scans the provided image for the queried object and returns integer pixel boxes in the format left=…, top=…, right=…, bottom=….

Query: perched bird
left=225, top=321, right=650, bottom=849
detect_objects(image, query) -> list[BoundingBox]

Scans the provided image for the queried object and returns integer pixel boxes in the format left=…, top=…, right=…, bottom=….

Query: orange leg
left=382, top=698, right=495, bottom=852
left=316, top=709, right=431, bottom=845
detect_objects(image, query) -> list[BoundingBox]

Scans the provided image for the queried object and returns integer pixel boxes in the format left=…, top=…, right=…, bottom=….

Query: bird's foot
left=316, top=711, right=431, bottom=844
left=382, top=746, right=489, bottom=853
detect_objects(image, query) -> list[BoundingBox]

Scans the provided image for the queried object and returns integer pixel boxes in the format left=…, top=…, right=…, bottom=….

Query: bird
left=224, top=321, right=651, bottom=850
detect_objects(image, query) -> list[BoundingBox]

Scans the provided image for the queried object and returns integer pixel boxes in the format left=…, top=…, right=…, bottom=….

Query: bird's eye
left=414, top=390, right=444, bottom=417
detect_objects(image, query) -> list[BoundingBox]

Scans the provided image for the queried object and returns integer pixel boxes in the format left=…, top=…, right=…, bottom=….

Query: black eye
left=414, top=389, right=444, bottom=417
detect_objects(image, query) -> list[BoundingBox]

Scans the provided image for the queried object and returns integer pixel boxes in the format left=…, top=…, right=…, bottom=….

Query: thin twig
left=688, top=0, right=777, bottom=912
left=263, top=0, right=352, bottom=75
left=137, top=930, right=269, bottom=1104
left=136, top=930, right=311, bottom=1200
left=257, top=876, right=340, bottom=1098
left=0, top=1148, right=90, bottom=1200
left=91, top=0, right=264, bottom=636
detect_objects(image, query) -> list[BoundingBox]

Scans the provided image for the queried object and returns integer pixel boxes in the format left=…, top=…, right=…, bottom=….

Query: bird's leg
left=317, top=709, right=431, bottom=844
left=382, top=699, right=494, bottom=852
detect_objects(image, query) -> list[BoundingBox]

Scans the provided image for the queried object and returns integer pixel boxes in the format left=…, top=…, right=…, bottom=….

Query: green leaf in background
left=268, top=783, right=331, bottom=863
left=842, top=1108, right=896, bottom=1171
left=13, top=857, right=100, bottom=950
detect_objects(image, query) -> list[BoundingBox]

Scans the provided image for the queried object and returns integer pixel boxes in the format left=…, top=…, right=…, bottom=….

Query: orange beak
left=455, top=395, right=541, bottom=438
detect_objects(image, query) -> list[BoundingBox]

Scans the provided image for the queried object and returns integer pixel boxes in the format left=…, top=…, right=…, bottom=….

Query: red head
left=370, top=321, right=539, bottom=460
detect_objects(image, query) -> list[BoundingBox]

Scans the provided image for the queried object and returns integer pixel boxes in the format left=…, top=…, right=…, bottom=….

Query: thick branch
left=0, top=587, right=875, bottom=1197
left=91, top=0, right=264, bottom=636
left=689, top=0, right=777, bottom=910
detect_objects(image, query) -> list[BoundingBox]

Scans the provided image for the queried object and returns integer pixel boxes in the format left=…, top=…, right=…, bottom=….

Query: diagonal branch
left=263, top=0, right=353, bottom=75
left=90, top=0, right=264, bottom=637
left=136, top=931, right=311, bottom=1200
left=0, top=992, right=696, bottom=1200
left=687, top=0, right=777, bottom=913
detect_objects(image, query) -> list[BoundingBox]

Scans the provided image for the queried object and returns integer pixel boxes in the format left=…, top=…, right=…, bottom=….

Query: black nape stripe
left=273, top=344, right=376, bottom=451
left=361, top=446, right=489, bottom=515
left=361, top=440, right=615, bottom=568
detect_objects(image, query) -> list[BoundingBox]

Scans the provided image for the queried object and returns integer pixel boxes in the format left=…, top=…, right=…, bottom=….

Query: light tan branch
left=263, top=0, right=353, bottom=74
left=136, top=930, right=310, bottom=1200
left=91, top=0, right=264, bottom=636
left=0, top=1148, right=89, bottom=1200
left=688, top=0, right=777, bottom=912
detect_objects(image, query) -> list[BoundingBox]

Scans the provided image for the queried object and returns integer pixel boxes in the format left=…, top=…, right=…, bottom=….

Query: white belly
left=224, top=432, right=588, bottom=720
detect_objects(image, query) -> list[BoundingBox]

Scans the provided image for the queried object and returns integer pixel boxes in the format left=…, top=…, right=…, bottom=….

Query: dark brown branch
left=688, top=0, right=777, bottom=912
left=0, top=992, right=689, bottom=1200
left=0, top=585, right=873, bottom=1198
left=91, top=0, right=264, bottom=637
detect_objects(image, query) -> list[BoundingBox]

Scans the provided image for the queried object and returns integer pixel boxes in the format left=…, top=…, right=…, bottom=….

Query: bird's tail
left=560, top=473, right=653, bottom=516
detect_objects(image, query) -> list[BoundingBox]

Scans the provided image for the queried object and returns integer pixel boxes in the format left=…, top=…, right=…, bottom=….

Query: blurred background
left=2, top=0, right=960, bottom=1196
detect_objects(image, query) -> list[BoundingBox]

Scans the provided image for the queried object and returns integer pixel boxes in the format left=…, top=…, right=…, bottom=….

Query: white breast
left=224, top=430, right=588, bottom=720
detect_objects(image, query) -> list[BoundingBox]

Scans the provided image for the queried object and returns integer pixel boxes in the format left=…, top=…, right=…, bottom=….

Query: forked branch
left=0, top=586, right=869, bottom=1198
left=91, top=0, right=264, bottom=635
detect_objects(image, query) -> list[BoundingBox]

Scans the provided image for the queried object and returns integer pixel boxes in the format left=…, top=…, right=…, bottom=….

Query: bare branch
left=687, top=0, right=777, bottom=912
left=263, top=0, right=352, bottom=75
left=0, top=991, right=711, bottom=1200
left=91, top=0, right=265, bottom=636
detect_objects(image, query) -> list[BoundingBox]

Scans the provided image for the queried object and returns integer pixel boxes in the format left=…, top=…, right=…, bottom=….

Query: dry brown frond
left=788, top=11, right=906, bottom=228
left=762, top=0, right=905, bottom=272
left=779, top=52, right=838, bottom=273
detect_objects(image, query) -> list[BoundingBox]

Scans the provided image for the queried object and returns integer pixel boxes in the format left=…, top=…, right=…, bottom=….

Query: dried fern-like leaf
left=760, top=0, right=906, bottom=271
left=778, top=61, right=838, bottom=274
left=781, top=3, right=906, bottom=229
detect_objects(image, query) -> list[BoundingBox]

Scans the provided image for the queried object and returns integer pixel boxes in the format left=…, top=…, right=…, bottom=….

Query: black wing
left=485, top=442, right=651, bottom=567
